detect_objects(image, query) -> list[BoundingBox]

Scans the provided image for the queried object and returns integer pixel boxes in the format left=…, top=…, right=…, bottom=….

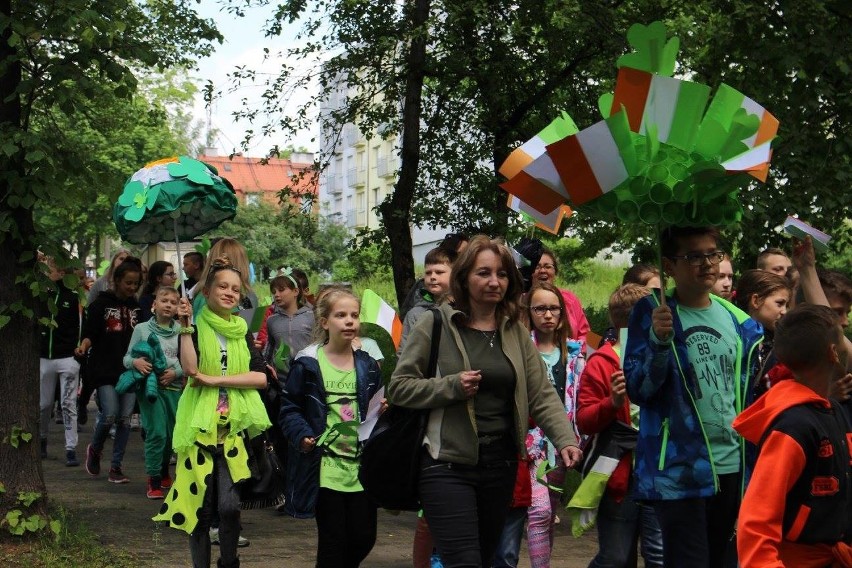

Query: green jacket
left=388, top=302, right=577, bottom=465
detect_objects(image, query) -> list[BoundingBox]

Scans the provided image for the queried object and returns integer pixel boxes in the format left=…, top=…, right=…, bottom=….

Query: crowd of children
left=38, top=227, right=852, bottom=568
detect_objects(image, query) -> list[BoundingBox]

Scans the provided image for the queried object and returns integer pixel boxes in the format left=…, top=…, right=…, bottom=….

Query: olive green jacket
left=387, top=302, right=577, bottom=465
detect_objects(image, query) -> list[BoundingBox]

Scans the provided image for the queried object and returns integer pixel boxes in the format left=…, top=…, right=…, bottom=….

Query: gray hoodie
left=264, top=304, right=315, bottom=374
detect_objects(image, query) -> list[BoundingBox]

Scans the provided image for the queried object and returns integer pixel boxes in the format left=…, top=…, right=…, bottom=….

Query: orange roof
left=198, top=154, right=317, bottom=199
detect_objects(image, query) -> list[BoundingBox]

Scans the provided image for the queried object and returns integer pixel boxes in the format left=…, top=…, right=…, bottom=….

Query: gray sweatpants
left=39, top=356, right=79, bottom=451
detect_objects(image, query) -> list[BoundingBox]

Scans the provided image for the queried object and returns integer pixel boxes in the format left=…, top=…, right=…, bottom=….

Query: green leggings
left=138, top=388, right=181, bottom=476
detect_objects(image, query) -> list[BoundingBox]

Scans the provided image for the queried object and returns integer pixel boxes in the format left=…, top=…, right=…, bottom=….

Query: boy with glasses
left=624, top=226, right=763, bottom=568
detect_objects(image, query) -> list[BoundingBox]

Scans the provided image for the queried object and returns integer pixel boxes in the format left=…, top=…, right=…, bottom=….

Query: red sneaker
left=146, top=477, right=164, bottom=499
left=160, top=476, right=173, bottom=490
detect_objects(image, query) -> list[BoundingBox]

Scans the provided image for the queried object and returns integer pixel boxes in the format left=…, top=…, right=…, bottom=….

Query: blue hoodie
left=624, top=291, right=763, bottom=501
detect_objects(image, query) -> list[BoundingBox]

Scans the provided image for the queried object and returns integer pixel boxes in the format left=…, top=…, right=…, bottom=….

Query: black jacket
left=81, top=291, right=140, bottom=387
left=40, top=281, right=81, bottom=359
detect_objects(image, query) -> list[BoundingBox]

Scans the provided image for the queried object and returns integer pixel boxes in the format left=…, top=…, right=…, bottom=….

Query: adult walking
left=388, top=235, right=582, bottom=567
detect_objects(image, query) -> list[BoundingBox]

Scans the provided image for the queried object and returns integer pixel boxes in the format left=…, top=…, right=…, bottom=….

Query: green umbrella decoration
left=500, top=21, right=779, bottom=239
left=113, top=155, right=238, bottom=296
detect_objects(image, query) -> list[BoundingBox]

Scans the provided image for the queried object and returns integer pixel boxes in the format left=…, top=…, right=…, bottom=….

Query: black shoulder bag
left=358, top=308, right=442, bottom=511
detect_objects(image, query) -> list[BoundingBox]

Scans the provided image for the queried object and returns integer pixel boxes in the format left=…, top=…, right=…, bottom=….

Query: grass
left=559, top=263, right=628, bottom=309
left=0, top=505, right=138, bottom=568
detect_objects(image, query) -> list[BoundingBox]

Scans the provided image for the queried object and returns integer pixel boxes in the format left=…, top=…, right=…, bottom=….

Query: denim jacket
left=624, top=291, right=763, bottom=501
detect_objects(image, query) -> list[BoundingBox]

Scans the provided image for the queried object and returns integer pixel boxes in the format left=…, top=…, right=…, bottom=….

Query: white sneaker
left=209, top=528, right=250, bottom=547
left=130, top=413, right=141, bottom=431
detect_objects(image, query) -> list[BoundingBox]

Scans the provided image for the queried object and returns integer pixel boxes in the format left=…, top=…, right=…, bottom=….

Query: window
left=245, top=193, right=260, bottom=206
left=223, top=163, right=232, bottom=172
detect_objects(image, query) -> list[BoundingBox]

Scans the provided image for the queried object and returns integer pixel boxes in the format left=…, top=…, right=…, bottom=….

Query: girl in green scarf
left=154, top=256, right=270, bottom=568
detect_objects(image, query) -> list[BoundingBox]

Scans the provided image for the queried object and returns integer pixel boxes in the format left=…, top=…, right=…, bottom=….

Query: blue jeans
left=492, top=507, right=527, bottom=568
left=589, top=492, right=664, bottom=568
left=91, top=385, right=135, bottom=468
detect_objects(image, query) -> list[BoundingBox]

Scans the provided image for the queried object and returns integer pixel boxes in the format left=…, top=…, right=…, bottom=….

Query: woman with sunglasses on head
left=389, top=235, right=582, bottom=567
left=531, top=249, right=590, bottom=342
left=138, top=260, right=178, bottom=323
left=154, top=255, right=270, bottom=568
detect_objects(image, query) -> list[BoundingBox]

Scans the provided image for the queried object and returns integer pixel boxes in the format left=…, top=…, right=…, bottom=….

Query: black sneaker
left=85, top=444, right=101, bottom=476
left=65, top=450, right=79, bottom=467
left=108, top=467, right=129, bottom=484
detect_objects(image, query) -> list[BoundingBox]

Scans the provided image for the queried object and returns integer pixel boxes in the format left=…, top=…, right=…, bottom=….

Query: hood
left=97, top=290, right=137, bottom=307
left=272, top=303, right=313, bottom=318
left=733, top=379, right=831, bottom=444
left=586, top=341, right=620, bottom=367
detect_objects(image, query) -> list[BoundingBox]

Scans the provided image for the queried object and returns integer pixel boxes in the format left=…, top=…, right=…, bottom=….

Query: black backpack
left=358, top=308, right=441, bottom=510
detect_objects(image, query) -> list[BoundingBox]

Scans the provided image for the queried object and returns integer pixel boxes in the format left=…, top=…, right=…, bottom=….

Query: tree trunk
left=0, top=0, right=50, bottom=527
left=379, top=0, right=430, bottom=308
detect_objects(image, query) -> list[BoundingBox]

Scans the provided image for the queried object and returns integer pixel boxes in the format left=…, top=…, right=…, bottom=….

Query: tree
left=215, top=201, right=350, bottom=280
left=33, top=71, right=203, bottom=263
left=0, top=0, right=220, bottom=530
left=227, top=0, right=850, bottom=301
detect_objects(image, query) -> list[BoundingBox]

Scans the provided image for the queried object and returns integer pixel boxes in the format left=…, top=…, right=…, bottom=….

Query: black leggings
left=314, top=488, right=377, bottom=567
left=189, top=450, right=241, bottom=568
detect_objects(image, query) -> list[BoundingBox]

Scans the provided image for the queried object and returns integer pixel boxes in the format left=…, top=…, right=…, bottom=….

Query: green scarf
left=147, top=317, right=178, bottom=338
left=171, top=305, right=270, bottom=454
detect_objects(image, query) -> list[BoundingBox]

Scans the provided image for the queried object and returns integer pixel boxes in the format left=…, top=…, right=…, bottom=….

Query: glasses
left=164, top=272, right=177, bottom=278
left=535, top=264, right=555, bottom=271
left=668, top=251, right=726, bottom=267
left=530, top=305, right=562, bottom=315
left=210, top=261, right=242, bottom=275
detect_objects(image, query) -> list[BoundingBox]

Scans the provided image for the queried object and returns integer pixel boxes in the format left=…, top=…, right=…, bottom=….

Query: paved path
left=42, top=406, right=601, bottom=567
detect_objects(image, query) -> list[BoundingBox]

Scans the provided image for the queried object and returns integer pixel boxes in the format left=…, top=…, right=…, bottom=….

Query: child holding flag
left=279, top=288, right=382, bottom=567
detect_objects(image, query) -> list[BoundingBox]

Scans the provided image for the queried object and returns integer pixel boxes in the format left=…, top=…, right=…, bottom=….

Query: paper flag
left=546, top=111, right=636, bottom=206
left=782, top=216, right=831, bottom=253
left=702, top=84, right=779, bottom=181
left=360, top=289, right=403, bottom=350
left=610, top=67, right=711, bottom=150
left=238, top=305, right=270, bottom=334
left=507, top=194, right=572, bottom=235
left=499, top=112, right=579, bottom=179
left=499, top=113, right=579, bottom=214
left=316, top=420, right=359, bottom=447
left=499, top=159, right=570, bottom=215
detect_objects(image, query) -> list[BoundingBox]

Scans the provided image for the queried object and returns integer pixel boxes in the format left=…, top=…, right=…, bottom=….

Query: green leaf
left=20, top=432, right=32, bottom=443
left=50, top=519, right=61, bottom=535
left=5, top=510, right=21, bottom=526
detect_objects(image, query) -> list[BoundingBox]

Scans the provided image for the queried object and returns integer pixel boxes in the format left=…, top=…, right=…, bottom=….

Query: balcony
left=329, top=175, right=343, bottom=194
left=345, top=208, right=357, bottom=228
left=378, top=155, right=399, bottom=178
left=343, top=123, right=365, bottom=147
left=346, top=167, right=366, bottom=187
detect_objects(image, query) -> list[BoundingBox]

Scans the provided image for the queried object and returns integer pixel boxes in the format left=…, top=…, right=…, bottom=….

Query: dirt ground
left=42, top=407, right=601, bottom=567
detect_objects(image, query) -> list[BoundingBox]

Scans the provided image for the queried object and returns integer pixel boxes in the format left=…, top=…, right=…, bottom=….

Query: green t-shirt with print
left=678, top=302, right=741, bottom=475
left=317, top=347, right=362, bottom=491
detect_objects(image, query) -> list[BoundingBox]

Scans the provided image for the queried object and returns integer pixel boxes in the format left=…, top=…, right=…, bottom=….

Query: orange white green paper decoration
left=500, top=21, right=779, bottom=228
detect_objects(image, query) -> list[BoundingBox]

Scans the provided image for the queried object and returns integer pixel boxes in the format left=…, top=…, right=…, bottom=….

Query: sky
left=191, top=1, right=320, bottom=157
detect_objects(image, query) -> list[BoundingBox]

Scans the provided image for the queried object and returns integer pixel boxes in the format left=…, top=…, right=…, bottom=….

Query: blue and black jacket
left=278, top=344, right=381, bottom=518
left=624, top=290, right=763, bottom=501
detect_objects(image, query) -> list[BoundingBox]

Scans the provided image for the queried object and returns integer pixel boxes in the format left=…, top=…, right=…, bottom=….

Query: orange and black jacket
left=733, top=380, right=852, bottom=567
